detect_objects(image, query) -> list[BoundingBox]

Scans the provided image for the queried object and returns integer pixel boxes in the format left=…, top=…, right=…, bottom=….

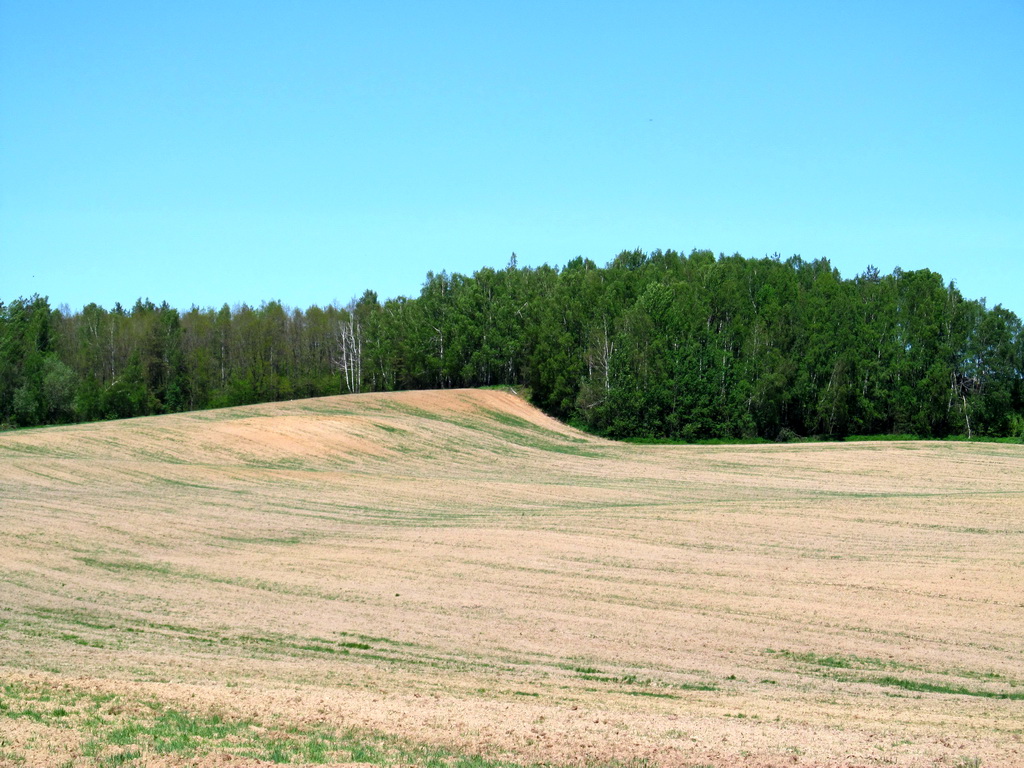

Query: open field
left=1, top=388, right=1023, bottom=768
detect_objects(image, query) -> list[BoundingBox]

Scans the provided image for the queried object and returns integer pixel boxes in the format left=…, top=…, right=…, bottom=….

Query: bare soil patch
left=2, top=389, right=1022, bottom=767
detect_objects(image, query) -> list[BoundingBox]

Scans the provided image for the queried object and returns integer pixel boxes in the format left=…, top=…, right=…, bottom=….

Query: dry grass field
left=1, top=389, right=1022, bottom=768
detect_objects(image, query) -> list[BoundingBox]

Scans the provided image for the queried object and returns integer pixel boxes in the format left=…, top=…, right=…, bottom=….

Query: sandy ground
left=1, top=388, right=1023, bottom=767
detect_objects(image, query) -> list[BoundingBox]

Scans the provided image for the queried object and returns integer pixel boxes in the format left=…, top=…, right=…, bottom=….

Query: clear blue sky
left=2, top=1, right=1022, bottom=315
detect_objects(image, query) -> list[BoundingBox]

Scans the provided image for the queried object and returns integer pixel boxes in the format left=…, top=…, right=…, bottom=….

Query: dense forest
left=3, top=250, right=1023, bottom=441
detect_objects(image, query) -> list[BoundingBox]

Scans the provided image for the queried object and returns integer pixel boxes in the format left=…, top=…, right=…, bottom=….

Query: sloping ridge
left=0, top=388, right=604, bottom=472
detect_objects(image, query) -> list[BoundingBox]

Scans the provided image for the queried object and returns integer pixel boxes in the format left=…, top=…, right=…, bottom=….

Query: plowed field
left=1, top=389, right=1022, bottom=767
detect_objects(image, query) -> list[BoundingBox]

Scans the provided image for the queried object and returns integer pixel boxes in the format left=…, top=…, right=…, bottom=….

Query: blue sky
left=2, top=1, right=1022, bottom=315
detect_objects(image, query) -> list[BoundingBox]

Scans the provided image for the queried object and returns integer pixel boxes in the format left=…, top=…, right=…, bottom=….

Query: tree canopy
left=3, top=250, right=1022, bottom=441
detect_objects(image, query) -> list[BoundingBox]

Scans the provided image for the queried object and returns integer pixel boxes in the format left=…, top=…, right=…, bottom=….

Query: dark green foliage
left=0, top=295, right=71, bottom=426
left=3, top=250, right=1022, bottom=439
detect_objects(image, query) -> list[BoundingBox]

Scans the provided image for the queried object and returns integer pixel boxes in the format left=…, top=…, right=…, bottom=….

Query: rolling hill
left=1, top=389, right=1023, bottom=767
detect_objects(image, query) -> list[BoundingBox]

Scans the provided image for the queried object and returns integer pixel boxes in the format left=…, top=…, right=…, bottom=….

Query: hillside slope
left=1, top=389, right=1023, bottom=768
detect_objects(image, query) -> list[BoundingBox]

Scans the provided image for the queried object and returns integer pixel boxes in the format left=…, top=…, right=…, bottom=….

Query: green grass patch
left=478, top=408, right=551, bottom=434
left=618, top=431, right=1024, bottom=446
left=0, top=440, right=58, bottom=455
left=767, top=648, right=1019, bottom=690
left=941, top=435, right=1024, bottom=445
left=767, top=648, right=885, bottom=670
left=59, top=632, right=105, bottom=648
left=863, top=676, right=1024, bottom=700
left=620, top=436, right=771, bottom=445
left=218, top=534, right=305, bottom=545
left=559, top=665, right=714, bottom=693
left=675, top=682, right=718, bottom=692
left=843, top=434, right=922, bottom=442
left=73, top=556, right=340, bottom=599
left=20, top=607, right=404, bottom=665
left=75, top=557, right=177, bottom=576
left=0, top=677, right=571, bottom=767
left=32, top=607, right=119, bottom=631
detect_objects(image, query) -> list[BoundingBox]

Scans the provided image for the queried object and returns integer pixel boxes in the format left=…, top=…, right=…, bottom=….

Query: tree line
left=3, top=250, right=1023, bottom=440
